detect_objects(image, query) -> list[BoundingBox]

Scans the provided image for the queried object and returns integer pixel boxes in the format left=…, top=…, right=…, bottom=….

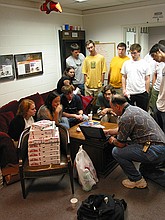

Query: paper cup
left=88, top=113, right=92, bottom=121
left=70, top=198, right=78, bottom=209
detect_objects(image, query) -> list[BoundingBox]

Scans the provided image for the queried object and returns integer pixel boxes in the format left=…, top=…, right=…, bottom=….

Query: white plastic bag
left=75, top=145, right=98, bottom=191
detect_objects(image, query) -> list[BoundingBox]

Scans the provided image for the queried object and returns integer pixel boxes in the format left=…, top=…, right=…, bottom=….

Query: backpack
left=77, top=194, right=127, bottom=220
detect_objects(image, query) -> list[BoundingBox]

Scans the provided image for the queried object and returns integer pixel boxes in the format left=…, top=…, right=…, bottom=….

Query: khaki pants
left=85, top=85, right=102, bottom=98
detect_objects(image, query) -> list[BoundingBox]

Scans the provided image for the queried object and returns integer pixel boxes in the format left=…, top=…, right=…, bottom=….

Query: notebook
left=79, top=124, right=110, bottom=142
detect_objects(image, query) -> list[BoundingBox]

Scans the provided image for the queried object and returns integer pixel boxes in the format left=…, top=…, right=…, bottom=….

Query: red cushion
left=0, top=111, right=14, bottom=133
left=41, top=89, right=58, bottom=103
left=0, top=100, right=19, bottom=116
left=81, top=95, right=93, bottom=111
left=19, top=92, right=44, bottom=111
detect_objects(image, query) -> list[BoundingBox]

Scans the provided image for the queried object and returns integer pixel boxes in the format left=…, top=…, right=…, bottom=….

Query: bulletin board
left=95, top=42, right=116, bottom=84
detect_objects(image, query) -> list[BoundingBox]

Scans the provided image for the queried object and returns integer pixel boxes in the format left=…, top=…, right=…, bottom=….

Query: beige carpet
left=0, top=166, right=164, bottom=220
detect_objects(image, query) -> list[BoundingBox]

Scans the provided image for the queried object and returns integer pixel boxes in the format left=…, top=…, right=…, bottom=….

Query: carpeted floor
left=0, top=165, right=164, bottom=220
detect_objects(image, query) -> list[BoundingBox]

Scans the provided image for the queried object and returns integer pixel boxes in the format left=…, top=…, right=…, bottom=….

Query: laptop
left=79, top=124, right=110, bottom=142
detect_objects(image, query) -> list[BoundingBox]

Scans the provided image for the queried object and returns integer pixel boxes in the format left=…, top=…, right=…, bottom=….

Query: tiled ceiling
left=18, top=0, right=164, bottom=12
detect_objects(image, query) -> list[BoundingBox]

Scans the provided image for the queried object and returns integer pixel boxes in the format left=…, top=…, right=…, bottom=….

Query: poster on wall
left=95, top=42, right=116, bottom=84
left=14, top=52, right=43, bottom=79
left=0, top=54, right=15, bottom=81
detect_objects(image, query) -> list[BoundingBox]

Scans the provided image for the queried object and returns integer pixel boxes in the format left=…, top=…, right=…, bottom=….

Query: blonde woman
left=8, top=99, right=36, bottom=142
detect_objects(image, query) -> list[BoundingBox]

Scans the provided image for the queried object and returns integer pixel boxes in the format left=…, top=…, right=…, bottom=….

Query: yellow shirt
left=82, top=54, right=107, bottom=88
left=109, top=56, right=130, bottom=88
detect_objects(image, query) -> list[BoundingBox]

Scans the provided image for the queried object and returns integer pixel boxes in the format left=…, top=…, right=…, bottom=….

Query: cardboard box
left=31, top=120, right=54, bottom=130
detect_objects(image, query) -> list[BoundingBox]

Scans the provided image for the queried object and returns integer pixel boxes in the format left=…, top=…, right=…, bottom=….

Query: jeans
left=60, top=117, right=70, bottom=129
left=76, top=84, right=85, bottom=96
left=68, top=114, right=88, bottom=127
left=112, top=143, right=165, bottom=183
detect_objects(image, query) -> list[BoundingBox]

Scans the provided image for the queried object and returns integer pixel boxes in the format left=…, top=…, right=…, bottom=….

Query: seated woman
left=57, top=66, right=76, bottom=94
left=8, top=99, right=36, bottom=143
left=37, top=91, right=70, bottom=129
left=96, top=85, right=117, bottom=123
left=60, top=85, right=88, bottom=127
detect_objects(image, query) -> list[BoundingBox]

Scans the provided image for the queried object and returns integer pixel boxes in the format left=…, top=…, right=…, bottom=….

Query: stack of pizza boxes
left=28, top=120, right=60, bottom=166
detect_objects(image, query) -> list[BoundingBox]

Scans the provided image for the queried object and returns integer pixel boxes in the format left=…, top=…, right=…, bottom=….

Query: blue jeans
left=112, top=143, right=165, bottom=182
left=68, top=114, right=88, bottom=127
left=60, top=117, right=70, bottom=129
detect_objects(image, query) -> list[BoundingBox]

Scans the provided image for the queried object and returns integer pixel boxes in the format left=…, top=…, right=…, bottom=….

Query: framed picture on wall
left=0, top=54, right=15, bottom=81
left=14, top=52, right=43, bottom=79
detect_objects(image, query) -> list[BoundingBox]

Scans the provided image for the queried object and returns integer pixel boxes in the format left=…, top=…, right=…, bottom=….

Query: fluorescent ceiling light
left=75, top=0, right=88, bottom=2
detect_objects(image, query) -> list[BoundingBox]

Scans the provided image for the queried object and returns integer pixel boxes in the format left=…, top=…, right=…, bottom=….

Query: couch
left=0, top=90, right=93, bottom=170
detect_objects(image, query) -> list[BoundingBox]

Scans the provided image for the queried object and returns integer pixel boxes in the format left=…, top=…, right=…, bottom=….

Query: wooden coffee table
left=69, top=121, right=118, bottom=177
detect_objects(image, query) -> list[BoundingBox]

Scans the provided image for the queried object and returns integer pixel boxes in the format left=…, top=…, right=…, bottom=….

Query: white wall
left=83, top=4, right=165, bottom=54
left=0, top=5, right=83, bottom=106
left=1, top=3, right=165, bottom=106
left=148, top=26, right=165, bottom=48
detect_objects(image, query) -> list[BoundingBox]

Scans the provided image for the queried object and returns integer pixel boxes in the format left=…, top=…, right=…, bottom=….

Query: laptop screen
left=79, top=124, right=109, bottom=141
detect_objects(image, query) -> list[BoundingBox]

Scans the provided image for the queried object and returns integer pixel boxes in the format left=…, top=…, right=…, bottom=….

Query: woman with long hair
left=8, top=99, right=36, bottom=142
left=57, top=66, right=75, bottom=94
left=37, top=91, right=69, bottom=129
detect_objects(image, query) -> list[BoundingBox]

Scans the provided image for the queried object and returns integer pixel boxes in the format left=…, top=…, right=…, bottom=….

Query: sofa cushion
left=41, top=89, right=57, bottom=103
left=0, top=100, right=19, bottom=116
left=0, top=111, right=14, bottom=133
left=19, top=92, right=44, bottom=112
left=81, top=95, right=93, bottom=111
left=40, top=91, right=51, bottom=103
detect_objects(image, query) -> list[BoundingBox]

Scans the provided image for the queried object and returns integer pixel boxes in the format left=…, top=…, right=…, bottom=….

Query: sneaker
left=122, top=177, right=147, bottom=189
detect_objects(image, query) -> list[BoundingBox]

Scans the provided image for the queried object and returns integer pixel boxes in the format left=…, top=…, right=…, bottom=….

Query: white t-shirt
left=156, top=66, right=165, bottom=112
left=144, top=53, right=157, bottom=85
left=121, top=59, right=151, bottom=95
left=66, top=53, right=85, bottom=84
left=153, top=62, right=165, bottom=91
left=24, top=116, right=34, bottom=129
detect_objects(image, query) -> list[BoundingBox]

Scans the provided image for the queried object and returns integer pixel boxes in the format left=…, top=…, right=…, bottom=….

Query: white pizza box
left=28, top=147, right=60, bottom=154
left=28, top=136, right=60, bottom=145
left=29, top=123, right=59, bottom=140
left=28, top=155, right=60, bottom=162
left=28, top=155, right=61, bottom=166
left=28, top=150, right=60, bottom=157
left=29, top=159, right=60, bottom=166
left=31, top=120, right=54, bottom=130
left=28, top=142, right=60, bottom=151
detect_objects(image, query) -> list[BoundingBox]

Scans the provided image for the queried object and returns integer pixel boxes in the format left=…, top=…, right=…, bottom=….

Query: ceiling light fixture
left=75, top=0, right=88, bottom=2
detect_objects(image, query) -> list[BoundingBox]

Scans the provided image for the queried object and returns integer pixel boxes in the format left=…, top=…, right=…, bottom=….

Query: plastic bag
left=75, top=145, right=98, bottom=191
